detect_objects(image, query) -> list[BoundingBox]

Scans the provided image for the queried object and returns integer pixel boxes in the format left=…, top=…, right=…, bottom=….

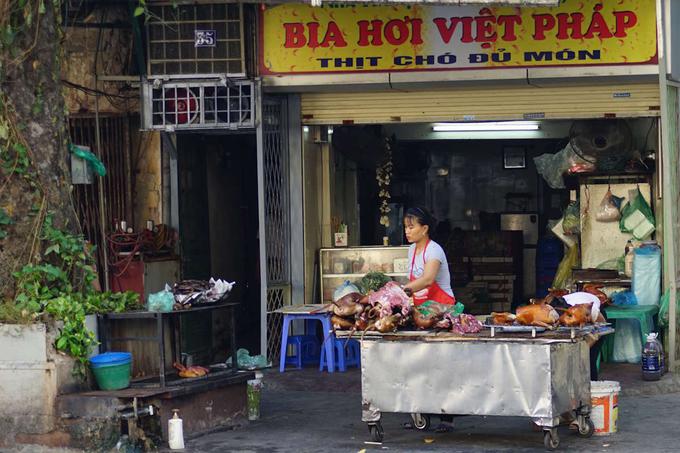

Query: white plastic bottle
left=168, top=409, right=185, bottom=450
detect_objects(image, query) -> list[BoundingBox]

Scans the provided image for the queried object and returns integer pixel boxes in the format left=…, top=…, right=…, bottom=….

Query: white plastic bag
left=612, top=319, right=642, bottom=363
left=595, top=189, right=621, bottom=222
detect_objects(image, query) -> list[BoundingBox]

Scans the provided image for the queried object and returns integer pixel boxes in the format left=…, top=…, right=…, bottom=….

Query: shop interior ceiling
left=331, top=118, right=657, bottom=232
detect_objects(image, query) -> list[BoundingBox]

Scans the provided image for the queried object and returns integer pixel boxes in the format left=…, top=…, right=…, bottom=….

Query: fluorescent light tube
left=432, top=121, right=541, bottom=132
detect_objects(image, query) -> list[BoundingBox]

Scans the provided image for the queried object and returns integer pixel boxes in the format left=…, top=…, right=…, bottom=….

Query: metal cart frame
left=347, top=329, right=613, bottom=450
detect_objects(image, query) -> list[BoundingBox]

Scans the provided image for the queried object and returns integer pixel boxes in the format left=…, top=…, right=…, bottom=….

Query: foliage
left=359, top=272, right=391, bottom=293
left=5, top=213, right=141, bottom=377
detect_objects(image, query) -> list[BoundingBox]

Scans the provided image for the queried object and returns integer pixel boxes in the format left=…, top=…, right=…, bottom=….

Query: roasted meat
left=583, top=284, right=609, bottom=305
left=331, top=315, right=355, bottom=330
left=559, top=304, right=592, bottom=327
left=332, top=292, right=364, bottom=317
left=490, top=312, right=516, bottom=326
left=515, top=303, right=559, bottom=328
left=173, top=362, right=209, bottom=378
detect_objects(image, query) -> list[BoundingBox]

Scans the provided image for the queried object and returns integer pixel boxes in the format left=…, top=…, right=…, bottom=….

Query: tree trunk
left=0, top=1, right=78, bottom=297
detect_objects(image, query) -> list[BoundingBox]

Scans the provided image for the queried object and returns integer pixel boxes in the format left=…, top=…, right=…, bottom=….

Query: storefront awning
left=303, top=1, right=560, bottom=6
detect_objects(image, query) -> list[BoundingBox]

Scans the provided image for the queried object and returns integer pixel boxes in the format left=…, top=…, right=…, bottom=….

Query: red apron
left=409, top=240, right=456, bottom=306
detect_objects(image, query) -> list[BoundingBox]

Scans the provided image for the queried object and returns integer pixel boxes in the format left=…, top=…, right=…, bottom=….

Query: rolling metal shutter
left=300, top=83, right=660, bottom=125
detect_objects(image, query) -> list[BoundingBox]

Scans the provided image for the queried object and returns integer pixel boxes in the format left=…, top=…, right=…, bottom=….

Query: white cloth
left=407, top=240, right=454, bottom=297
left=562, top=292, right=601, bottom=321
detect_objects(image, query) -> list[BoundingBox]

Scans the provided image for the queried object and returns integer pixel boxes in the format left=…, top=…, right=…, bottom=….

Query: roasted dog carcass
left=173, top=362, right=210, bottom=378
left=558, top=304, right=592, bottom=327
left=515, top=303, right=559, bottom=328
left=490, top=312, right=516, bottom=326
left=582, top=284, right=609, bottom=305
left=332, top=292, right=364, bottom=317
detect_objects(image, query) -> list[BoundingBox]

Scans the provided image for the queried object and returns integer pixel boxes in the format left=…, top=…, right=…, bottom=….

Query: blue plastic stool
left=279, top=313, right=334, bottom=373
left=284, top=335, right=319, bottom=369
left=320, top=338, right=361, bottom=372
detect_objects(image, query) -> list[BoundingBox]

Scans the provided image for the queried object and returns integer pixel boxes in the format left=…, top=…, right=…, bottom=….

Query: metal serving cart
left=339, top=326, right=614, bottom=450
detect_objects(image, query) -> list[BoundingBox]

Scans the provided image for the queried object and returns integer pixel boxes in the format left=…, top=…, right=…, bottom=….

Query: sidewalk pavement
left=183, top=363, right=680, bottom=453
left=186, top=387, right=680, bottom=453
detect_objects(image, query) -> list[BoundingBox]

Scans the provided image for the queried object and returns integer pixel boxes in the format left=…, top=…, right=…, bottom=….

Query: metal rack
left=98, top=301, right=240, bottom=388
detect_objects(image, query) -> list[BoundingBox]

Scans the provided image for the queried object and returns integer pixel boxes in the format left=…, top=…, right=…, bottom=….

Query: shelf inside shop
left=322, top=272, right=409, bottom=278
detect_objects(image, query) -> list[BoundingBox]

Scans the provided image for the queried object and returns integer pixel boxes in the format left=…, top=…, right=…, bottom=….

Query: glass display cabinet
left=319, top=246, right=410, bottom=304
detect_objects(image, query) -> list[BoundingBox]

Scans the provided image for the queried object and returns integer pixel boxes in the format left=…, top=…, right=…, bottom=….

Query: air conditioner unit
left=141, top=76, right=255, bottom=131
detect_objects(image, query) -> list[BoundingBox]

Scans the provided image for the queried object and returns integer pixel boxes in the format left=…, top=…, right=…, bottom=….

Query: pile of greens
left=358, top=272, right=391, bottom=293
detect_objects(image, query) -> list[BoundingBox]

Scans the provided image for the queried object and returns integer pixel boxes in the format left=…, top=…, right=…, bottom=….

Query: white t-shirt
left=407, top=240, right=454, bottom=297
left=562, top=292, right=601, bottom=321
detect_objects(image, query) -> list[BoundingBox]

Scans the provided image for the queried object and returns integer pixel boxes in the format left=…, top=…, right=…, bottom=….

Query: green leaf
left=0, top=208, right=11, bottom=225
left=56, top=336, right=67, bottom=350
left=39, top=0, right=46, bottom=15
left=0, top=123, right=8, bottom=140
left=134, top=6, right=145, bottom=17
left=45, top=244, right=60, bottom=255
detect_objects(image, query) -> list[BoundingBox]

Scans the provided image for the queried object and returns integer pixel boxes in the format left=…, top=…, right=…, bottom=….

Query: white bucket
left=590, top=380, right=621, bottom=435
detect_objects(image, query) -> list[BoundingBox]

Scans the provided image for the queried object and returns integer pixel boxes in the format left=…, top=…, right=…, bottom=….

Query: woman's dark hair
left=404, top=206, right=437, bottom=231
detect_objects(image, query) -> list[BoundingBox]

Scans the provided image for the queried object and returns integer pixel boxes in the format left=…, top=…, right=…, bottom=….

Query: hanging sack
left=595, top=189, right=622, bottom=222
left=619, top=188, right=655, bottom=239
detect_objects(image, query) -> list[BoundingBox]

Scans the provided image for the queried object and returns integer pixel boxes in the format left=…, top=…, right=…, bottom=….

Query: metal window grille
left=263, top=97, right=292, bottom=361
left=266, top=285, right=290, bottom=361
left=142, top=78, right=254, bottom=130
left=146, top=3, right=244, bottom=76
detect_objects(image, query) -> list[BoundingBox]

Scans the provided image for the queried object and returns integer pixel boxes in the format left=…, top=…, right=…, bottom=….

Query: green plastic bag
left=562, top=201, right=581, bottom=235
left=418, top=301, right=465, bottom=316
left=147, top=289, right=174, bottom=312
left=619, top=188, right=655, bottom=239
left=69, top=143, right=107, bottom=176
left=227, top=348, right=269, bottom=370
left=659, top=290, right=671, bottom=328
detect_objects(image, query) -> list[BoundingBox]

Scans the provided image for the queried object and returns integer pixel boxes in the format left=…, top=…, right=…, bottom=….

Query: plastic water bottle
left=642, top=333, right=663, bottom=381
left=168, top=409, right=185, bottom=449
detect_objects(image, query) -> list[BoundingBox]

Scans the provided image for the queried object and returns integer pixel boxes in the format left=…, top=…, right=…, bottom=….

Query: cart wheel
left=411, top=413, right=431, bottom=431
left=369, top=423, right=384, bottom=443
left=576, top=418, right=595, bottom=438
left=544, top=430, right=560, bottom=451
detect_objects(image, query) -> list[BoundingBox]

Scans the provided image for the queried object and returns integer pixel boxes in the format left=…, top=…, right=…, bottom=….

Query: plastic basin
left=90, top=352, right=132, bottom=390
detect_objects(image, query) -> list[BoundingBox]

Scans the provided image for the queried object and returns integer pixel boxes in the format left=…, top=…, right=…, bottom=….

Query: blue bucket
left=90, top=352, right=132, bottom=368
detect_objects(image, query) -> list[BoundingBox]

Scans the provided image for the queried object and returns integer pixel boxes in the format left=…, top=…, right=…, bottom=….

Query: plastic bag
left=147, top=289, right=174, bottom=312
left=534, top=142, right=595, bottom=189
left=659, top=290, right=672, bottom=328
left=552, top=244, right=579, bottom=289
left=226, top=348, right=269, bottom=370
left=619, top=188, right=655, bottom=239
left=612, top=290, right=638, bottom=306
left=612, top=319, right=642, bottom=363
left=333, top=280, right=361, bottom=302
left=68, top=143, right=106, bottom=176
left=595, top=189, right=622, bottom=222
left=562, top=201, right=581, bottom=235
left=632, top=244, right=661, bottom=306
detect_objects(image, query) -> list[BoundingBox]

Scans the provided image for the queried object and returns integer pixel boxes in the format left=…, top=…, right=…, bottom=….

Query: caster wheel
left=411, top=413, right=431, bottom=431
left=369, top=423, right=384, bottom=443
left=576, top=418, right=595, bottom=438
left=544, top=430, right=560, bottom=451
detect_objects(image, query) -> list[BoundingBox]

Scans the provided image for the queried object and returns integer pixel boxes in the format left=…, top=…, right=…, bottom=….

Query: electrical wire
left=62, top=79, right=137, bottom=100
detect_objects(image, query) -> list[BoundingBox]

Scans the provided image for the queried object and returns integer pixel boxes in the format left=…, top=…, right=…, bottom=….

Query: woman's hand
left=402, top=286, right=413, bottom=297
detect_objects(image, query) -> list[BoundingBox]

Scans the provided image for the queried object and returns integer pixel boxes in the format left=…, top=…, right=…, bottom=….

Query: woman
left=401, top=207, right=456, bottom=433
left=402, top=207, right=455, bottom=306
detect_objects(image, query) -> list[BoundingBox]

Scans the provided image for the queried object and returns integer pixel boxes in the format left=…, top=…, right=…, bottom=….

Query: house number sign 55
left=195, top=30, right=216, bottom=47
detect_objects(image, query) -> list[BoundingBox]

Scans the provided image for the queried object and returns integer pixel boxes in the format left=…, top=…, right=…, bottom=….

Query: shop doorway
left=321, top=119, right=657, bottom=313
left=177, top=132, right=261, bottom=356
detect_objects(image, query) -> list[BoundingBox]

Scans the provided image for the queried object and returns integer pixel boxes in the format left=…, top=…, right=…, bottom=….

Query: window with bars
left=146, top=3, right=244, bottom=76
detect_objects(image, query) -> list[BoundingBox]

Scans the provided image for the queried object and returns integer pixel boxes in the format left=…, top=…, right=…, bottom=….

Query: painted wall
left=132, top=131, right=163, bottom=231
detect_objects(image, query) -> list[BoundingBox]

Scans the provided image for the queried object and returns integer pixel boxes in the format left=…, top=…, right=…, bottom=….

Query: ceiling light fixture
left=432, top=121, right=541, bottom=132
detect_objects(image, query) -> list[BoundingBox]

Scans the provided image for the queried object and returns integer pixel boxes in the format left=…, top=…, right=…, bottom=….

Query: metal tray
left=485, top=325, right=547, bottom=333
